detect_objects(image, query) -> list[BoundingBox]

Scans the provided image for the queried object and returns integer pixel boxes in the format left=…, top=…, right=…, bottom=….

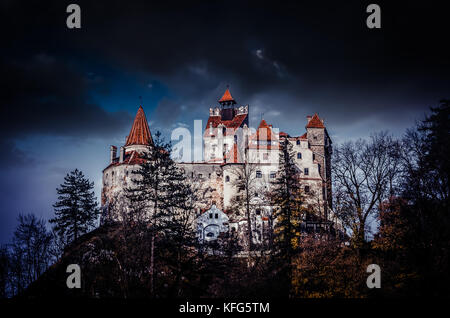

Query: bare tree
left=227, top=157, right=260, bottom=252
left=9, top=214, right=53, bottom=295
left=332, top=132, right=401, bottom=246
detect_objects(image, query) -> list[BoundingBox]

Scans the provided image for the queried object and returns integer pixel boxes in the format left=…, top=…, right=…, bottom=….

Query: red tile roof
left=204, top=113, right=248, bottom=136
left=248, top=119, right=280, bottom=149
left=125, top=106, right=153, bottom=146
left=219, top=88, right=235, bottom=103
left=306, top=113, right=325, bottom=128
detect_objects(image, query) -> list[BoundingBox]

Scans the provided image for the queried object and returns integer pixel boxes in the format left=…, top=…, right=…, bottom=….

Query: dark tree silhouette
left=9, top=214, right=52, bottom=296
left=270, top=137, right=304, bottom=297
left=332, top=132, right=401, bottom=247
left=50, top=169, right=99, bottom=245
left=126, top=131, right=198, bottom=297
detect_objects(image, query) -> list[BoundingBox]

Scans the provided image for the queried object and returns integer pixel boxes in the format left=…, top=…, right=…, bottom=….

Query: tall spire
left=125, top=105, right=153, bottom=146
left=218, top=86, right=237, bottom=106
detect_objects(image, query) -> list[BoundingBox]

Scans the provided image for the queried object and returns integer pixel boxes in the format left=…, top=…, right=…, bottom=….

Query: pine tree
left=50, top=169, right=99, bottom=245
left=270, top=137, right=304, bottom=296
left=126, top=131, right=198, bottom=297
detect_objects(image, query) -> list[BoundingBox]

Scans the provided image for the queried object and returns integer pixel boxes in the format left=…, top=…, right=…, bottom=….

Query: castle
left=101, top=88, right=339, bottom=245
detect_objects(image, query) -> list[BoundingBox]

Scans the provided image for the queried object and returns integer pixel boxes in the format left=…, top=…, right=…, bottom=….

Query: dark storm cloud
left=0, top=53, right=131, bottom=139
left=47, top=0, right=447, bottom=131
left=2, top=1, right=448, bottom=130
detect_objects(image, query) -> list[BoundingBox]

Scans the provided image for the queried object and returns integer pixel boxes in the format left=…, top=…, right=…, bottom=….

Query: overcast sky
left=1, top=0, right=449, bottom=243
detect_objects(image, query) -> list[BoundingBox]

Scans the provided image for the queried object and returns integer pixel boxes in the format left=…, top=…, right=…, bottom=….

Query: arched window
left=225, top=175, right=230, bottom=182
left=296, top=140, right=300, bottom=145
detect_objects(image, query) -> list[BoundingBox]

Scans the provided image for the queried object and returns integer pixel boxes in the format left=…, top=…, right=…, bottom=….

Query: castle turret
left=204, top=87, right=249, bottom=163
left=306, top=113, right=332, bottom=216
left=124, top=105, right=153, bottom=153
left=101, top=105, right=153, bottom=222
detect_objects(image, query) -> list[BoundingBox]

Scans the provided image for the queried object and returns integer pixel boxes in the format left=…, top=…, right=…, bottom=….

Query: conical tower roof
left=125, top=106, right=153, bottom=146
left=218, top=87, right=237, bottom=105
left=306, top=113, right=325, bottom=128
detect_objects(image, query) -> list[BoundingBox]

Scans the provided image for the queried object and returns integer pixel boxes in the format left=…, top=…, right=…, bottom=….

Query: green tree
left=50, top=169, right=99, bottom=245
left=270, top=137, right=304, bottom=297
left=126, top=131, right=198, bottom=297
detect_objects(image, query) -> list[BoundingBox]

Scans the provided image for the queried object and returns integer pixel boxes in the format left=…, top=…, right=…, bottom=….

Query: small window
left=236, top=195, right=241, bottom=201
left=312, top=154, right=316, bottom=161
left=191, top=172, right=194, bottom=178
left=215, top=213, right=218, bottom=219
left=206, top=232, right=214, bottom=237
left=313, top=136, right=317, bottom=140
left=270, top=171, right=276, bottom=179
left=209, top=213, right=213, bottom=219
left=209, top=173, right=211, bottom=178
left=198, top=173, right=203, bottom=179
left=225, top=175, right=230, bottom=182
left=297, top=152, right=302, bottom=159
left=296, top=140, right=300, bottom=145
left=304, top=168, right=309, bottom=176
left=305, top=186, right=310, bottom=193
left=256, top=171, right=262, bottom=178
left=256, top=209, right=261, bottom=215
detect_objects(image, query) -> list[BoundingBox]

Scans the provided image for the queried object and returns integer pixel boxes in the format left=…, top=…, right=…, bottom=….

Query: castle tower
left=101, top=105, right=153, bottom=223
left=124, top=105, right=154, bottom=153
left=305, top=113, right=332, bottom=217
left=204, top=87, right=249, bottom=163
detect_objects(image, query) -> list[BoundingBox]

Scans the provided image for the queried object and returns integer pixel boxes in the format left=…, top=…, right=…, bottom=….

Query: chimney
left=119, top=146, right=125, bottom=163
left=110, top=145, right=117, bottom=163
